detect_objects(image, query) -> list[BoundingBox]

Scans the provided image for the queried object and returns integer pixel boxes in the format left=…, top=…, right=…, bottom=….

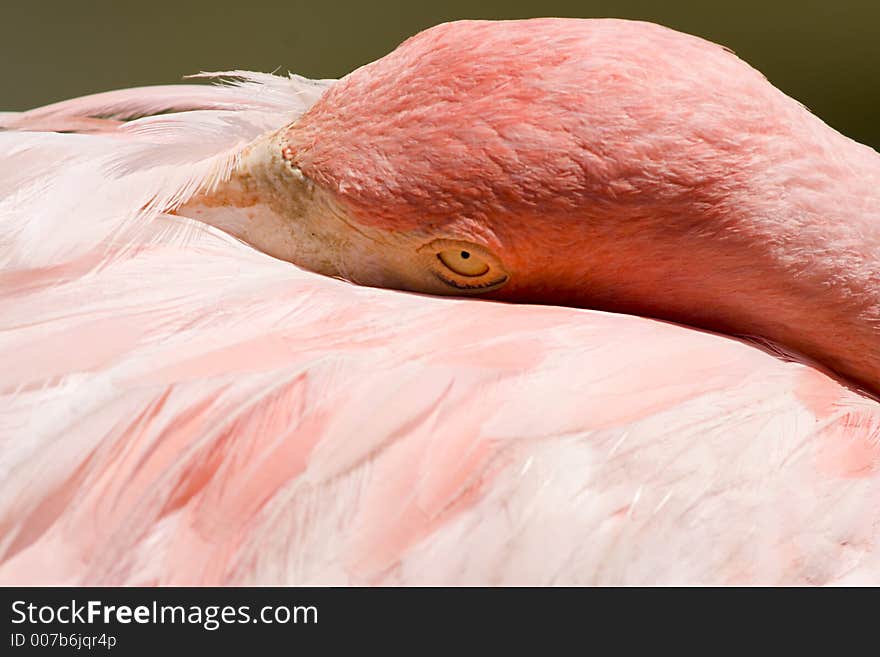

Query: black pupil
left=460, top=251, right=470, bottom=259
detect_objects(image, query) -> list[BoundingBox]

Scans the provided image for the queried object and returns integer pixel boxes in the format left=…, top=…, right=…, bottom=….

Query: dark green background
left=2, top=0, right=877, bottom=148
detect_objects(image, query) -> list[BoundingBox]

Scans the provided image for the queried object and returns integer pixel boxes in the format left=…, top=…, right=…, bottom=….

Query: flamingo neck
left=721, top=137, right=880, bottom=394
left=565, top=134, right=880, bottom=396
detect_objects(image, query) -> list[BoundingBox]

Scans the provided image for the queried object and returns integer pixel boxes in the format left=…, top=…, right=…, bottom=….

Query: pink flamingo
left=2, top=18, right=879, bottom=585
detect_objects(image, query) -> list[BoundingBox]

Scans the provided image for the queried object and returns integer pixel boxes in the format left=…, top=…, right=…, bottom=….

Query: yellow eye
left=417, top=239, right=509, bottom=293
left=437, top=249, right=490, bottom=277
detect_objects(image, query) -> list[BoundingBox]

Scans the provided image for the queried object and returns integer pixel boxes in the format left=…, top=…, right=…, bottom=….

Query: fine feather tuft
left=0, top=72, right=333, bottom=269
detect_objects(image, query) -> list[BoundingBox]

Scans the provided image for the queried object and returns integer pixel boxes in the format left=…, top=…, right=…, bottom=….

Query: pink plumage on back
left=2, top=19, right=880, bottom=585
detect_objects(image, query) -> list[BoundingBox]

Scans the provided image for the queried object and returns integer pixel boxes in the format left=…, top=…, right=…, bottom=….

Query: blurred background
left=1, top=0, right=877, bottom=148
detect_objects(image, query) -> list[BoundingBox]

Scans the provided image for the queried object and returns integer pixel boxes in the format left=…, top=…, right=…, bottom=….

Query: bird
left=1, top=18, right=879, bottom=585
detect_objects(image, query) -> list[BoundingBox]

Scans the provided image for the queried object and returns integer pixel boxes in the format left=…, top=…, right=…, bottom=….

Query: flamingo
left=1, top=18, right=879, bottom=585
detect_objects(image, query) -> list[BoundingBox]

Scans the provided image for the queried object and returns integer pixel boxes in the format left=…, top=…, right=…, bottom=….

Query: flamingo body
left=3, top=226, right=880, bottom=585
left=2, top=19, right=880, bottom=584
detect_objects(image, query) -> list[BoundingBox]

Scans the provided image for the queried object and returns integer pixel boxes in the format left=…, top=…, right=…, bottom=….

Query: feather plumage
left=2, top=39, right=879, bottom=586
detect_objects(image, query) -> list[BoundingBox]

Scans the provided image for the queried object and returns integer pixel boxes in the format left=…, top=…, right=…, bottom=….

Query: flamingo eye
left=437, top=249, right=490, bottom=277
left=418, top=239, right=509, bottom=292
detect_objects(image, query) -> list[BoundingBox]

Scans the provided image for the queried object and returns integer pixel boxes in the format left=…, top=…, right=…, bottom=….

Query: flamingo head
left=184, top=18, right=880, bottom=393
left=272, top=19, right=801, bottom=309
